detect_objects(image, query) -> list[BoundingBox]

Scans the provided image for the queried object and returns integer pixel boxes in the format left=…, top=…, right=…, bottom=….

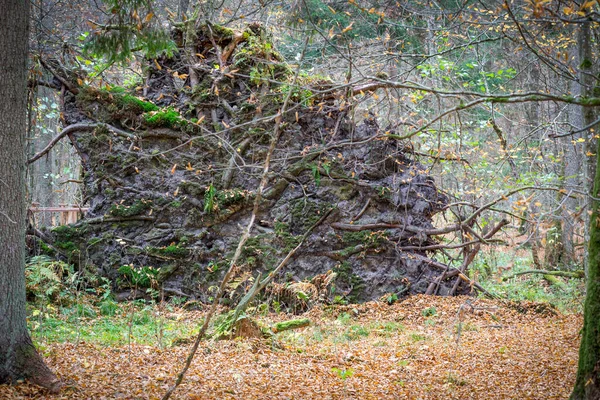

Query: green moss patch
left=146, top=244, right=190, bottom=259
left=109, top=200, right=152, bottom=217
left=143, top=108, right=187, bottom=129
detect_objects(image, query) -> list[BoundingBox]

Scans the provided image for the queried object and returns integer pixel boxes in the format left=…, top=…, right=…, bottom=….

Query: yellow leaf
left=171, top=164, right=177, bottom=174
left=144, top=12, right=154, bottom=23
left=154, top=59, right=162, bottom=70
left=342, top=22, right=354, bottom=33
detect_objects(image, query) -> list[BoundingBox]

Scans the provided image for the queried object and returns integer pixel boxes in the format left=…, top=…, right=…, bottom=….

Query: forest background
left=2, top=0, right=600, bottom=398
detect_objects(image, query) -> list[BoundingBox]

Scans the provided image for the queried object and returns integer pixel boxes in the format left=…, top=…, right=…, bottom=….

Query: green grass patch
left=28, top=299, right=199, bottom=347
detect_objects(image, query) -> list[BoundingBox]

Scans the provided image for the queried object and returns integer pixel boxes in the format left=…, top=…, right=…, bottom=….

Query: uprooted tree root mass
left=31, top=22, right=476, bottom=304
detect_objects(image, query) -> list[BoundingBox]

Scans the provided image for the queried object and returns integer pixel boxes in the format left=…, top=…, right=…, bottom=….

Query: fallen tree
left=29, top=21, right=508, bottom=305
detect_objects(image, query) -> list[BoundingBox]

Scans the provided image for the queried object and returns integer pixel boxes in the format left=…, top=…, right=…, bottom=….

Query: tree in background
left=0, top=0, right=61, bottom=392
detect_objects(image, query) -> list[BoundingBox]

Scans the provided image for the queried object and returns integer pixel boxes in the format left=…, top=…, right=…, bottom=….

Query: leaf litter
left=1, top=295, right=580, bottom=399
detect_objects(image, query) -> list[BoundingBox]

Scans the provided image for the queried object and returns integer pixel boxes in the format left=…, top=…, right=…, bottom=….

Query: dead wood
left=502, top=269, right=584, bottom=280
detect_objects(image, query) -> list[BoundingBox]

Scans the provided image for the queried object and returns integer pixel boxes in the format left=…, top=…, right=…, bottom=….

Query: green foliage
left=120, top=94, right=159, bottom=112
left=344, top=324, right=370, bottom=340
left=143, top=108, right=186, bottom=129
left=28, top=298, right=198, bottom=346
left=292, top=0, right=385, bottom=40
left=289, top=198, right=333, bottom=232
left=333, top=262, right=366, bottom=303
left=26, top=256, right=75, bottom=302
left=384, top=293, right=398, bottom=305
left=274, top=222, right=302, bottom=252
left=84, top=0, right=176, bottom=63
left=422, top=306, right=437, bottom=317
left=204, top=184, right=217, bottom=213
left=278, top=83, right=314, bottom=106
left=342, top=230, right=387, bottom=247
left=211, top=310, right=244, bottom=339
left=203, top=186, right=252, bottom=214
left=76, top=86, right=159, bottom=124
left=409, top=332, right=429, bottom=342
left=416, top=57, right=517, bottom=94
left=109, top=199, right=152, bottom=217
left=99, top=299, right=119, bottom=316
left=310, top=163, right=321, bottom=186
left=233, top=29, right=290, bottom=87
left=473, top=249, right=583, bottom=312
left=332, top=367, right=354, bottom=380
left=146, top=244, right=190, bottom=259
left=51, top=224, right=89, bottom=258
left=117, top=264, right=161, bottom=288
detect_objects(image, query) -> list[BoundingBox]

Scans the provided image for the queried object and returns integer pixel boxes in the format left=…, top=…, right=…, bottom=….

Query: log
left=502, top=269, right=584, bottom=281
left=271, top=318, right=311, bottom=333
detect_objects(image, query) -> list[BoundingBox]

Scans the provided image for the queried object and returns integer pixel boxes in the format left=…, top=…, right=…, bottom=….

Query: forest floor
left=1, top=295, right=580, bottom=400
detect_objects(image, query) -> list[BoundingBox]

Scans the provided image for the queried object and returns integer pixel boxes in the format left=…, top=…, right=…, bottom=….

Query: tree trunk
left=0, top=0, right=61, bottom=392
left=579, top=16, right=597, bottom=278
left=571, top=127, right=600, bottom=399
left=562, top=75, right=583, bottom=267
left=571, top=18, right=600, bottom=400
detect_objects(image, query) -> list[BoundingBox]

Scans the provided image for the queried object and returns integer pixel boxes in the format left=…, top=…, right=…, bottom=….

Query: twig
left=351, top=198, right=371, bottom=222
left=39, top=58, right=79, bottom=94
left=28, top=123, right=136, bottom=164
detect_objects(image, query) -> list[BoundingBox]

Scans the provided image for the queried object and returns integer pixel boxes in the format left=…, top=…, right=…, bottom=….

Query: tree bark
left=579, top=17, right=597, bottom=278
left=0, top=0, right=61, bottom=392
left=571, top=125, right=600, bottom=399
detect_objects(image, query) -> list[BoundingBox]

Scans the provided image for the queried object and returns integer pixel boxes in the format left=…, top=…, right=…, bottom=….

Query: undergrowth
left=471, top=246, right=584, bottom=313
left=25, top=241, right=584, bottom=351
